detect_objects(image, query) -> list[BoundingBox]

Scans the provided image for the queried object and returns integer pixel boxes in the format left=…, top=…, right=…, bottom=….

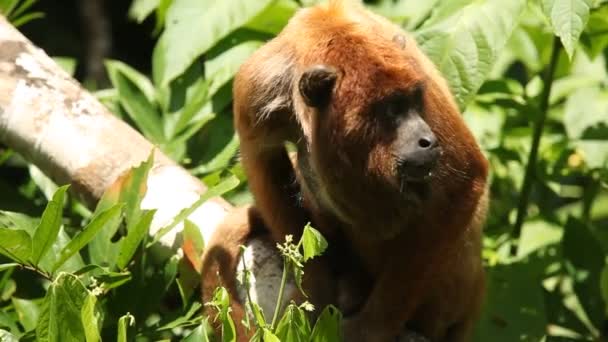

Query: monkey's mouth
left=398, top=177, right=431, bottom=203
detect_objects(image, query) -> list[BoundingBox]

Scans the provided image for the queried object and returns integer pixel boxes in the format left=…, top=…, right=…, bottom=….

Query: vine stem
left=511, top=37, right=561, bottom=256
left=270, top=259, right=289, bottom=331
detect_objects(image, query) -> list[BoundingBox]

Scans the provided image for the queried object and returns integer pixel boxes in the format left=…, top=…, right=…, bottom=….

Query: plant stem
left=240, top=246, right=257, bottom=329
left=511, top=37, right=561, bottom=256
left=270, top=259, right=289, bottom=331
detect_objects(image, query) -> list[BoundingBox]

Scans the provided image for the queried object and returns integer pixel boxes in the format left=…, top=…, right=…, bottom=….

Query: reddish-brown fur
left=202, top=1, right=489, bottom=341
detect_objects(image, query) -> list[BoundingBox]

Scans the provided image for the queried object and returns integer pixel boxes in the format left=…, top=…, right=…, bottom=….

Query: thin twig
left=511, top=37, right=561, bottom=256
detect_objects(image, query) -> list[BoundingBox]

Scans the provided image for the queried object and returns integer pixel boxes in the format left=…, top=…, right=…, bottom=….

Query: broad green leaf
left=190, top=133, right=239, bottom=175
left=0, top=211, right=38, bottom=233
left=309, top=305, right=342, bottom=342
left=562, top=217, right=604, bottom=327
left=564, top=87, right=608, bottom=140
left=162, top=59, right=207, bottom=137
left=205, top=41, right=263, bottom=98
left=365, top=0, right=440, bottom=28
left=11, top=297, right=39, bottom=332
left=52, top=205, right=123, bottom=272
left=0, top=329, right=18, bottom=342
left=38, top=228, right=85, bottom=275
left=0, top=229, right=32, bottom=263
left=580, top=6, right=608, bottom=59
left=245, top=0, right=298, bottom=35
left=301, top=224, right=327, bottom=262
left=32, top=185, right=69, bottom=265
left=181, top=320, right=211, bottom=342
left=275, top=303, right=311, bottom=342
left=153, top=0, right=277, bottom=86
left=95, top=271, right=132, bottom=291
left=150, top=175, right=239, bottom=245
left=106, top=60, right=164, bottom=144
left=28, top=165, right=58, bottom=201
left=262, top=329, right=281, bottom=342
left=129, top=0, right=159, bottom=23
left=88, top=155, right=153, bottom=268
left=541, top=0, right=593, bottom=59
left=517, top=220, right=563, bottom=258
left=117, top=313, right=135, bottom=342
left=415, top=0, right=525, bottom=109
left=81, top=293, right=101, bottom=342
left=116, top=210, right=156, bottom=269
left=36, top=273, right=90, bottom=342
left=157, top=303, right=202, bottom=331
left=473, top=260, right=547, bottom=342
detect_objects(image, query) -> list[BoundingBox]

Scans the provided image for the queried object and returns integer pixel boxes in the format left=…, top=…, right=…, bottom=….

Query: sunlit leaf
left=32, top=185, right=69, bottom=265
left=301, top=224, right=327, bottom=262
left=541, top=0, right=593, bottom=59
left=153, top=0, right=277, bottom=86
left=416, top=0, right=525, bottom=109
left=36, top=273, right=90, bottom=342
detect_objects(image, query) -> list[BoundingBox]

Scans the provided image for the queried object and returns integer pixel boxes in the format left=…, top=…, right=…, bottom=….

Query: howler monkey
left=202, top=1, right=489, bottom=341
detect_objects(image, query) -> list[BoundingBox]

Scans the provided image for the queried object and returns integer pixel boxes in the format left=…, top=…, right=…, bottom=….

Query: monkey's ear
left=299, top=65, right=337, bottom=108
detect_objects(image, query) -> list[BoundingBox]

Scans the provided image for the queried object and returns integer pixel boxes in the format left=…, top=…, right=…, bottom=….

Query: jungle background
left=1, top=0, right=608, bottom=341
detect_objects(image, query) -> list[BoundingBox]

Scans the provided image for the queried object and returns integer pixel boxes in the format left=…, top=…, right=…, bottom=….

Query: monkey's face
left=297, top=61, right=443, bottom=236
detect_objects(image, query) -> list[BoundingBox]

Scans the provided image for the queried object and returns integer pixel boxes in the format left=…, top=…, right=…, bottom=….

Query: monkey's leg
left=201, top=206, right=263, bottom=342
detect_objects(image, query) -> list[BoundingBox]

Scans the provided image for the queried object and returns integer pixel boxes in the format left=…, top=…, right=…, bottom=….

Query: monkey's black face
left=387, top=90, right=442, bottom=191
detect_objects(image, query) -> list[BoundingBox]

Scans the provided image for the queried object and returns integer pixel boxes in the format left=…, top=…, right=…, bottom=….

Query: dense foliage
left=1, top=0, right=608, bottom=341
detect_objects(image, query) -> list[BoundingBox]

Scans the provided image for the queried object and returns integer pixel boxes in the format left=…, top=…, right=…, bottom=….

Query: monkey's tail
left=200, top=205, right=265, bottom=341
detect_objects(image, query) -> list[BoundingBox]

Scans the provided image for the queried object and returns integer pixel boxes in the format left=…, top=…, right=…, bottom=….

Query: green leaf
left=415, top=0, right=526, bottom=109
left=80, top=294, right=101, bottom=342
left=473, top=261, right=547, bottom=342
left=0, top=229, right=32, bottom=263
left=0, top=329, right=18, bottom=342
left=52, top=205, right=123, bottom=273
left=116, top=210, right=156, bottom=269
left=207, top=287, right=237, bottom=342
left=301, top=224, right=328, bottom=262
left=153, top=0, right=277, bottom=86
left=541, top=0, right=593, bottom=59
left=32, top=185, right=69, bottom=265
left=106, top=60, right=164, bottom=144
left=245, top=0, right=298, bottom=35
left=28, top=165, right=58, bottom=201
left=128, top=0, right=159, bottom=23
left=181, top=320, right=211, bottom=342
left=117, top=313, right=135, bottom=342
left=562, top=217, right=605, bottom=327
left=0, top=263, right=18, bottom=271
left=262, top=329, right=281, bottom=342
left=275, top=303, right=311, bottom=342
left=309, top=305, right=342, bottom=342
left=563, top=87, right=608, bottom=140
left=205, top=40, right=263, bottom=99
left=36, top=273, right=90, bottom=342
left=11, top=297, right=40, bottom=332
left=150, top=175, right=239, bottom=245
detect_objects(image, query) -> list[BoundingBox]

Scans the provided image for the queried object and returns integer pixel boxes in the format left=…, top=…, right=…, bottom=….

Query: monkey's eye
left=384, top=92, right=409, bottom=118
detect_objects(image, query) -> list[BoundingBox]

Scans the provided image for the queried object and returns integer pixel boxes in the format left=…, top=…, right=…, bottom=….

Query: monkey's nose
left=397, top=143, right=441, bottom=181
